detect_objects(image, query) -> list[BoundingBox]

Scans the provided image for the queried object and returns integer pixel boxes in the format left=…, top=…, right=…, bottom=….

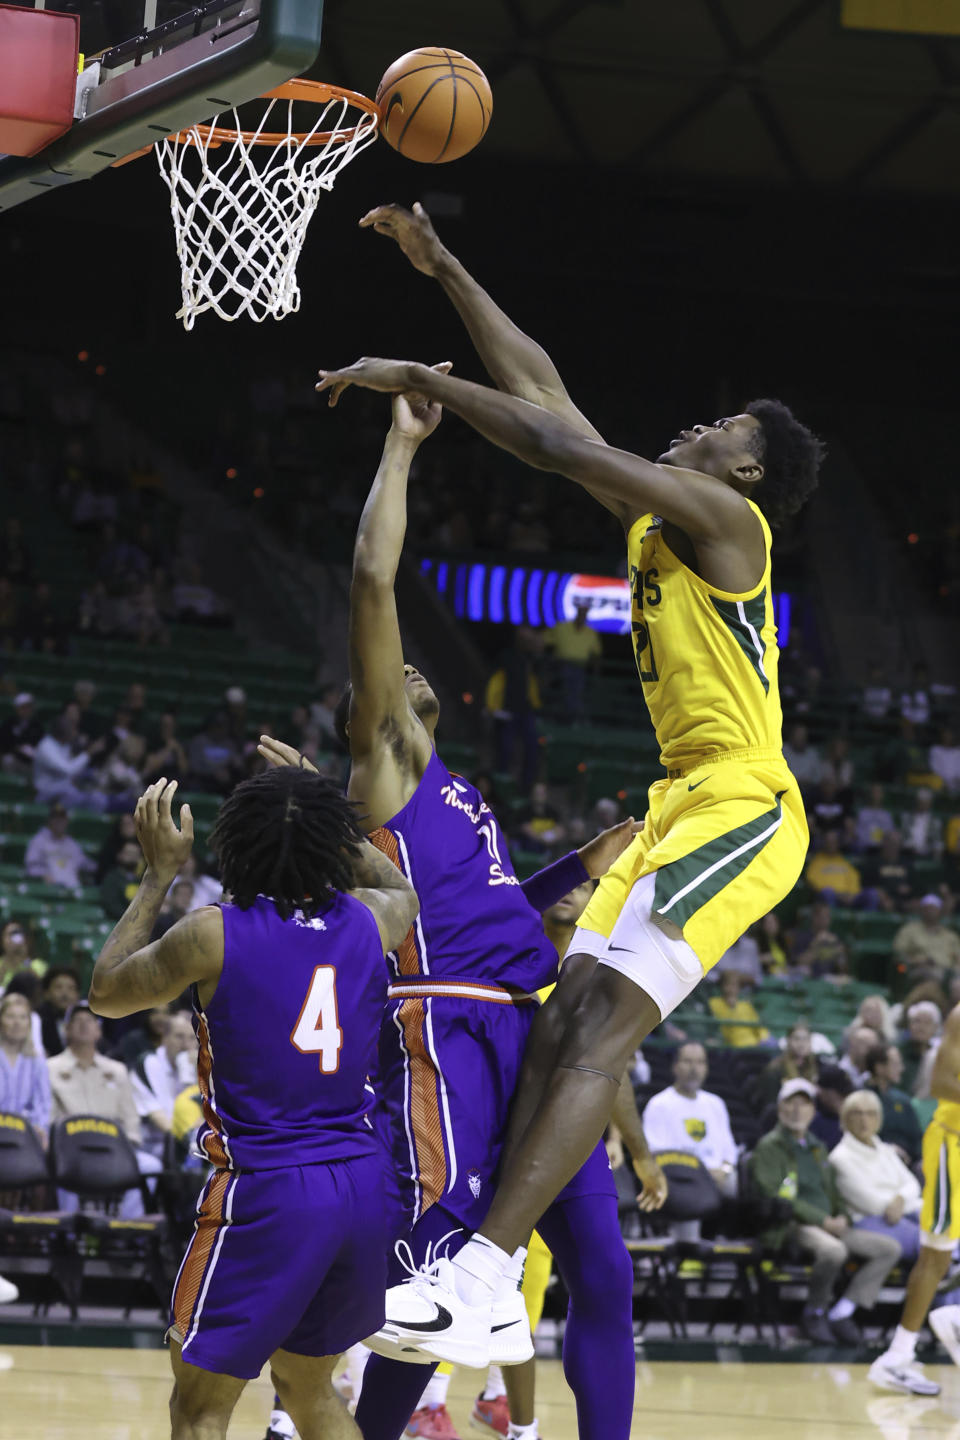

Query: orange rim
left=112, top=78, right=378, bottom=166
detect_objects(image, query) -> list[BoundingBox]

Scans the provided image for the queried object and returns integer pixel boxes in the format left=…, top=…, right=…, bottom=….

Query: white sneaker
left=488, top=1280, right=534, bottom=1366
left=930, top=1305, right=960, bottom=1367
left=867, top=1354, right=941, bottom=1396
left=0, top=1276, right=18, bottom=1305
left=366, top=1256, right=493, bottom=1369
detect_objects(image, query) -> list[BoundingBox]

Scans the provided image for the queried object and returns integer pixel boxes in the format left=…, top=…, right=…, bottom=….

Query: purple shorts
left=170, top=1154, right=387, bottom=1379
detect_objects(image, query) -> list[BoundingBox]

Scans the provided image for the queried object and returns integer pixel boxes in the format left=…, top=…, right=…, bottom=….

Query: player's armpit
left=90, top=906, right=224, bottom=1018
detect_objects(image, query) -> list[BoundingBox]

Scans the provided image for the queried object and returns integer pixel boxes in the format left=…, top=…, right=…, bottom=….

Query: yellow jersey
left=934, top=1093, right=960, bottom=1135
left=628, top=499, right=783, bottom=772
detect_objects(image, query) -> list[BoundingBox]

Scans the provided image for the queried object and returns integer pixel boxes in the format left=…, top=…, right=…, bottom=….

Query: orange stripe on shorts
left=195, top=1013, right=229, bottom=1168
left=369, top=826, right=420, bottom=977
left=400, top=997, right=447, bottom=1211
left=172, top=1168, right=231, bottom=1337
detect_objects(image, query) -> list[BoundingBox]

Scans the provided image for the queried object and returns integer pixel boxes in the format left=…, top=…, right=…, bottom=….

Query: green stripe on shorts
left=652, top=793, right=785, bottom=930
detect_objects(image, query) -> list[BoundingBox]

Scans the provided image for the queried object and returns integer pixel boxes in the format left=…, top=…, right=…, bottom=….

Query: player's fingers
left=159, top=778, right=177, bottom=826
left=260, top=737, right=302, bottom=767
left=431, top=361, right=453, bottom=374
left=179, top=802, right=194, bottom=844
left=144, top=778, right=163, bottom=831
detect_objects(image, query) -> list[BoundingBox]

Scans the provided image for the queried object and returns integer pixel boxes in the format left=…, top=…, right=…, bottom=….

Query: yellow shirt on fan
left=627, top=499, right=783, bottom=772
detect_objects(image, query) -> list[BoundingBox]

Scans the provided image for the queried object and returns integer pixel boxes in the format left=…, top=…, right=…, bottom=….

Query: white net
left=155, top=89, right=379, bottom=329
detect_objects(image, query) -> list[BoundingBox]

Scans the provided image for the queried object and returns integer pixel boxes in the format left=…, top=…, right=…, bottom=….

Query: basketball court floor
left=2, top=1349, right=960, bottom=1439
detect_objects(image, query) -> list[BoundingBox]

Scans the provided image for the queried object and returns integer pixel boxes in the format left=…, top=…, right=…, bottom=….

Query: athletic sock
left=268, top=1409, right=295, bottom=1439
left=888, top=1325, right=919, bottom=1363
left=507, top=1422, right=538, bottom=1440
left=828, top=1297, right=855, bottom=1322
left=420, top=1372, right=452, bottom=1408
left=344, top=1341, right=369, bottom=1393
left=451, top=1236, right=511, bottom=1306
left=482, top=1365, right=506, bottom=1400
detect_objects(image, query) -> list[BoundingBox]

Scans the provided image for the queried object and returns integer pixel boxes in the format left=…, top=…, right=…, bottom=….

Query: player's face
left=658, top=413, right=763, bottom=485
left=544, top=880, right=595, bottom=927
left=403, top=664, right=440, bottom=726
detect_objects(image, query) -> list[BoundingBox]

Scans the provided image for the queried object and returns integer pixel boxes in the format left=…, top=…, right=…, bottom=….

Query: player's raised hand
left=317, top=358, right=414, bottom=408
left=633, top=1153, right=668, bottom=1212
left=391, top=362, right=453, bottom=443
left=578, top=816, right=643, bottom=880
left=257, top=736, right=318, bottom=773
left=359, top=202, right=445, bottom=276
left=134, top=779, right=193, bottom=885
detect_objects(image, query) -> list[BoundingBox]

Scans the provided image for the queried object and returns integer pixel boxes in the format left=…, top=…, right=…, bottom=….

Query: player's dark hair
left=744, top=398, right=826, bottom=528
left=210, top=765, right=365, bottom=921
left=864, top=1042, right=894, bottom=1076
left=333, top=681, right=352, bottom=752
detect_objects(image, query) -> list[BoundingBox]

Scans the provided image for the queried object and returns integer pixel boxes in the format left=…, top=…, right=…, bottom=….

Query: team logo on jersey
left=293, top=912, right=327, bottom=931
left=684, top=1117, right=707, bottom=1142
left=468, top=1169, right=483, bottom=1199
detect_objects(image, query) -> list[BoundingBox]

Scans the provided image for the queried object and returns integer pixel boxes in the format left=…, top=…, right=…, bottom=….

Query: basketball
left=376, top=48, right=492, bottom=164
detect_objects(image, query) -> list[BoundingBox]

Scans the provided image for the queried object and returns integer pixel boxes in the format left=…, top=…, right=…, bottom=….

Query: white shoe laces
left=393, top=1229, right=463, bottom=1296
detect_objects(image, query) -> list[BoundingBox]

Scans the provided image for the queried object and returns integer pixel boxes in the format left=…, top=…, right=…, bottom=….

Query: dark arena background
left=1, top=2, right=960, bottom=1436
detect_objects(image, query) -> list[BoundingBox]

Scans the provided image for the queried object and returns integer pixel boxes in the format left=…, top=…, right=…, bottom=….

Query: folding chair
left=0, top=1111, right=81, bottom=1314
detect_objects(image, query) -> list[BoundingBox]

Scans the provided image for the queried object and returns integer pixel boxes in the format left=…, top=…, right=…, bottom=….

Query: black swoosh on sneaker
left=687, top=776, right=711, bottom=791
left=384, top=1305, right=453, bottom=1334
left=491, top=1320, right=522, bottom=1333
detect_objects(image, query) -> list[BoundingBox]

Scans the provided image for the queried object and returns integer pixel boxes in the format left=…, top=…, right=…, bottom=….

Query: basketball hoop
left=154, top=79, right=379, bottom=328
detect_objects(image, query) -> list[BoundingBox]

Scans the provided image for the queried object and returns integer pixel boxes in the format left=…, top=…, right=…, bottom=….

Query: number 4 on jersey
left=290, top=966, right=343, bottom=1073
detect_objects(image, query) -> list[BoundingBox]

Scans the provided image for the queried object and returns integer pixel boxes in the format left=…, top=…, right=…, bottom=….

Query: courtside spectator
left=861, top=664, right=893, bottom=724
left=37, top=967, right=80, bottom=1058
left=855, top=784, right=897, bottom=853
left=708, top=971, right=769, bottom=1047
left=0, top=693, right=43, bottom=772
left=143, top=712, right=188, bottom=786
left=864, top=1043, right=923, bottom=1166
left=515, top=781, right=566, bottom=854
left=753, top=1022, right=820, bottom=1108
left=791, top=902, right=849, bottom=975
left=642, top=1042, right=738, bottom=1220
left=806, top=833, right=862, bottom=905
left=893, top=896, right=960, bottom=981
left=751, top=1078, right=902, bottom=1345
left=714, top=929, right=764, bottom=985
left=24, top=803, right=95, bottom=891
left=782, top=723, right=823, bottom=792
left=0, top=921, right=45, bottom=986
left=0, top=992, right=51, bottom=1141
left=48, top=1001, right=162, bottom=1216
left=931, top=727, right=960, bottom=794
left=129, top=1012, right=198, bottom=1160
left=838, top=1025, right=879, bottom=1088
left=860, top=832, right=918, bottom=912
left=808, top=1065, right=854, bottom=1151
left=830, top=1091, right=922, bottom=1264
left=901, top=790, right=943, bottom=859
left=898, top=1001, right=943, bottom=1097
left=544, top=600, right=602, bottom=721
left=100, top=840, right=144, bottom=920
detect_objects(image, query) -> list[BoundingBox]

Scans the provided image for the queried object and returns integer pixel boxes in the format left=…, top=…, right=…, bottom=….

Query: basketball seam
left=389, top=73, right=490, bottom=161
left=395, top=75, right=455, bottom=159
left=437, top=49, right=459, bottom=163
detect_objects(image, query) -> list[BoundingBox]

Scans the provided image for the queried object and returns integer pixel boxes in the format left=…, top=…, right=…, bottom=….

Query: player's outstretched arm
left=318, top=361, right=758, bottom=547
left=347, top=837, right=419, bottom=955
left=930, top=1004, right=960, bottom=1106
left=348, top=376, right=448, bottom=766
left=611, top=1070, right=668, bottom=1212
left=89, top=780, right=223, bottom=1017
left=360, top=203, right=602, bottom=438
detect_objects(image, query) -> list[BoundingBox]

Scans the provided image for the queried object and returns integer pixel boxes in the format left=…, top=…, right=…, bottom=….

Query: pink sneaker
left=470, top=1393, right=510, bottom=1437
left=406, top=1405, right=462, bottom=1440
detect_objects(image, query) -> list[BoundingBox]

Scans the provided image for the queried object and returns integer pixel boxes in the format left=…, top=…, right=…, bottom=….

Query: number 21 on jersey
left=290, top=966, right=343, bottom=1073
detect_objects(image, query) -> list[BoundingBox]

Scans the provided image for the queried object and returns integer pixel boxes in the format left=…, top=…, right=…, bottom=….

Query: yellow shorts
left=522, top=1229, right=554, bottom=1333
left=578, top=751, right=808, bottom=971
left=920, top=1122, right=960, bottom=1248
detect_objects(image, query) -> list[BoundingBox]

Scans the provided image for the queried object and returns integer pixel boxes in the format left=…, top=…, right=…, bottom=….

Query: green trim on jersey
left=653, top=793, right=785, bottom=929
left=711, top=591, right=770, bottom=695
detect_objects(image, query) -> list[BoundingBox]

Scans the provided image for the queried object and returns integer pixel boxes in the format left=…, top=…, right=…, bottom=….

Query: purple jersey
left=194, top=893, right=386, bottom=1171
left=369, top=749, right=556, bottom=991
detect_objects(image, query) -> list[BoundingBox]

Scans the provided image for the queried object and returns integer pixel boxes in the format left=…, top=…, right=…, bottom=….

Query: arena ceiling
left=312, top=0, right=960, bottom=194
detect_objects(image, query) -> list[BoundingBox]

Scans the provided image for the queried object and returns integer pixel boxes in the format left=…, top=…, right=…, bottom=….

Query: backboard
left=0, top=0, right=325, bottom=211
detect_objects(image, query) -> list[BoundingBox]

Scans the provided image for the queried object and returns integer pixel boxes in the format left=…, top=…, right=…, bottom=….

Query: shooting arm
left=89, top=888, right=222, bottom=1018
left=931, top=1007, right=960, bottom=1106
left=347, top=837, right=419, bottom=955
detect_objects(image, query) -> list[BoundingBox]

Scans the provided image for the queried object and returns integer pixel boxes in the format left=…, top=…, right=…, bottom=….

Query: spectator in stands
left=860, top=831, right=918, bottom=912
left=708, top=970, right=769, bottom=1047
left=855, top=783, right=897, bottom=853
left=901, top=789, right=944, bottom=859
left=714, top=928, right=764, bottom=985
left=110, top=1007, right=171, bottom=1068
left=640, top=1042, right=738, bottom=1237
left=782, top=723, right=823, bottom=793
left=808, top=777, right=854, bottom=847
left=486, top=626, right=542, bottom=791
left=805, top=833, right=862, bottom=906
left=4, top=969, right=45, bottom=1059
left=847, top=994, right=897, bottom=1045
left=751, top=1078, right=902, bottom=1345
left=174, top=855, right=222, bottom=910
left=753, top=1021, right=820, bottom=1108
left=121, top=683, right=149, bottom=735
left=791, top=901, right=850, bottom=975
left=515, top=781, right=566, bottom=855
left=32, top=713, right=114, bottom=811
left=151, top=880, right=195, bottom=942
left=18, top=580, right=65, bottom=655
left=898, top=1001, right=943, bottom=1097
left=821, top=737, right=855, bottom=796
left=808, top=1064, right=854, bottom=1151
left=71, top=680, right=106, bottom=744
left=0, top=692, right=43, bottom=773
left=544, top=600, right=602, bottom=721
left=0, top=921, right=45, bottom=987
left=0, top=993, right=51, bottom=1141
left=24, top=803, right=95, bottom=891
left=100, top=733, right=146, bottom=794
left=861, top=663, right=893, bottom=725
left=310, top=684, right=343, bottom=751
left=223, top=686, right=248, bottom=749
left=47, top=1001, right=161, bottom=1217
left=142, top=712, right=188, bottom=786
left=187, top=712, right=242, bottom=793
left=756, top=912, right=790, bottom=976
left=37, top=966, right=81, bottom=1059
left=172, top=560, right=229, bottom=625
left=830, top=1091, right=922, bottom=1264
left=95, top=813, right=139, bottom=883
left=0, top=516, right=32, bottom=585
left=864, top=1043, right=923, bottom=1166
left=838, top=1025, right=879, bottom=1088
left=129, top=1011, right=198, bottom=1160
left=901, top=663, right=932, bottom=732
left=893, top=895, right=960, bottom=981
left=100, top=840, right=144, bottom=921
left=931, top=726, right=960, bottom=794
